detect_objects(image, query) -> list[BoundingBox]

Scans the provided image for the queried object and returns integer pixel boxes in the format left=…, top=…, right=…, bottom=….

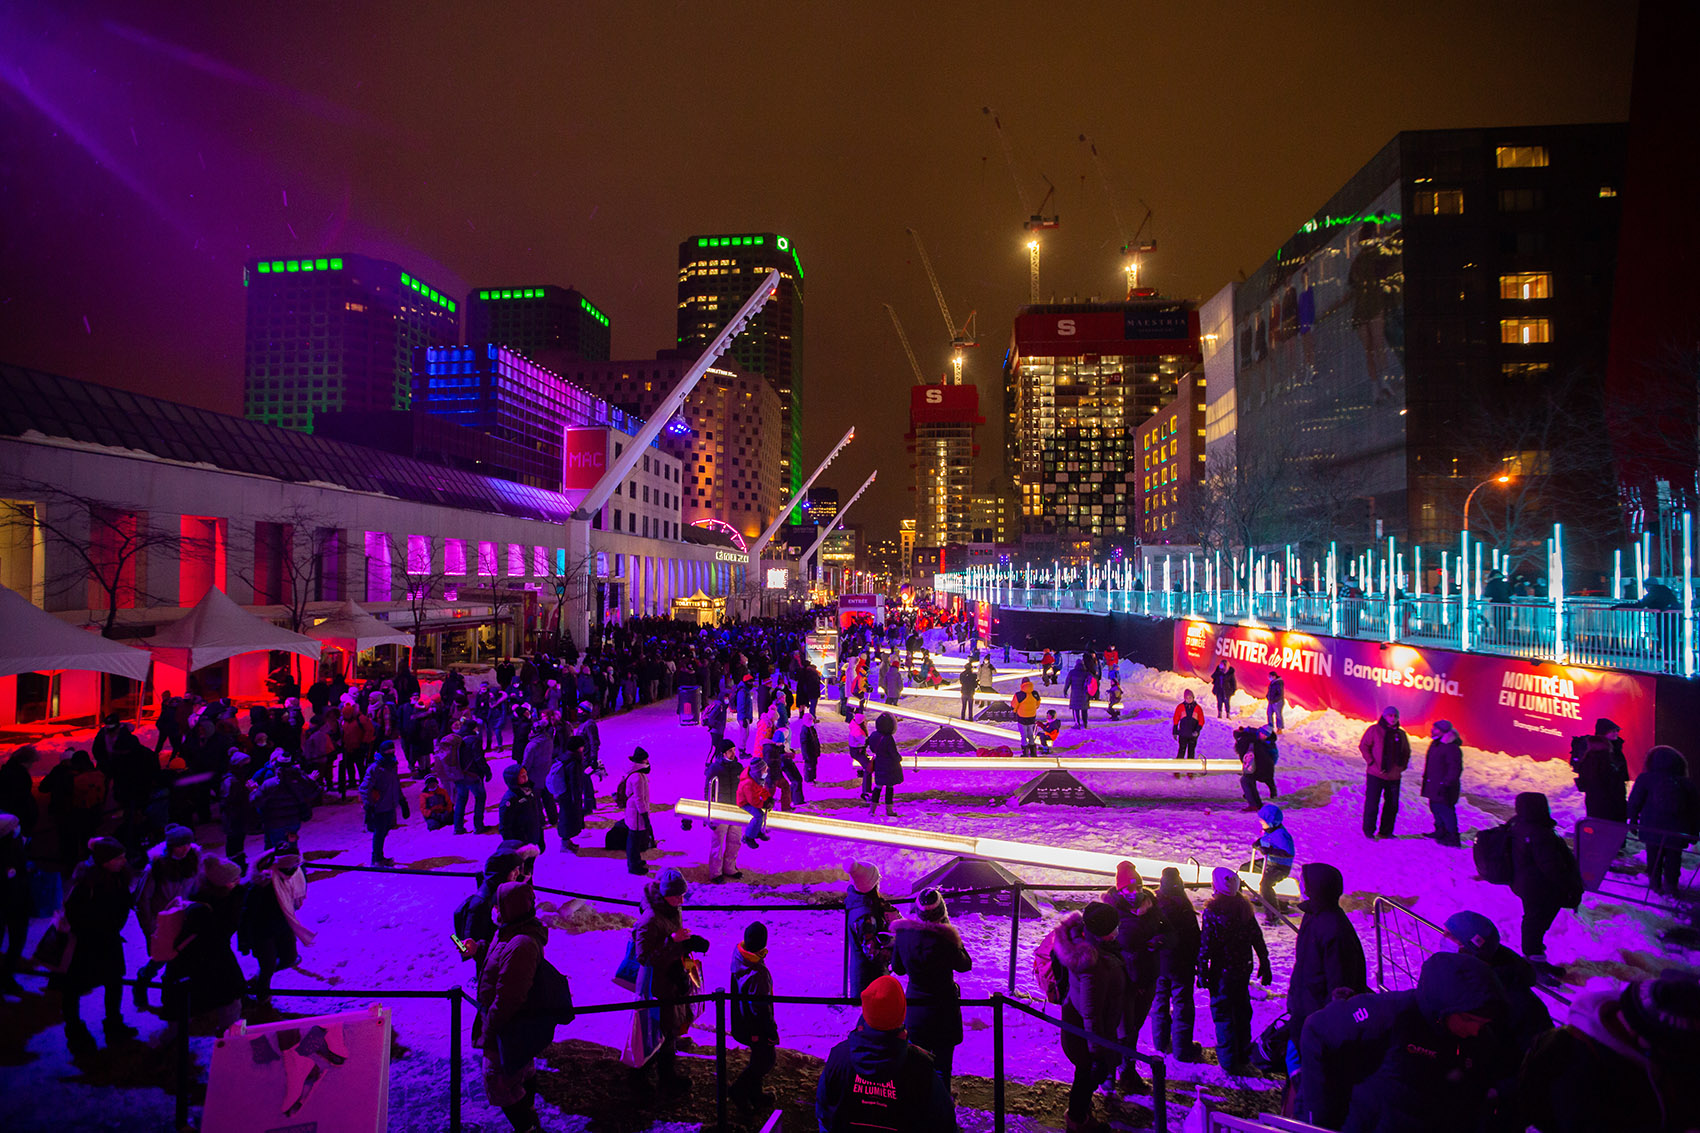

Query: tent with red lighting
left=145, top=585, right=321, bottom=672
left=0, top=584, right=152, bottom=680
left=305, top=599, right=415, bottom=655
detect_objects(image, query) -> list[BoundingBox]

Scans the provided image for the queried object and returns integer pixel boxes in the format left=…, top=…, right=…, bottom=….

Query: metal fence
left=1371, top=896, right=1571, bottom=1008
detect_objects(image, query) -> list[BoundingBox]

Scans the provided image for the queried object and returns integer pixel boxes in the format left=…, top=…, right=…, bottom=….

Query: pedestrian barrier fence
left=1574, top=819, right=1700, bottom=919
left=1371, top=896, right=1571, bottom=1008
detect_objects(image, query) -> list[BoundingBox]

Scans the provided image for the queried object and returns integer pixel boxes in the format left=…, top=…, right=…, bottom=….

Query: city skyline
left=0, top=2, right=1637, bottom=539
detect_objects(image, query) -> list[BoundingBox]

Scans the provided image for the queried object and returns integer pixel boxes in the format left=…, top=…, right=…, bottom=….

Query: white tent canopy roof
left=306, top=600, right=415, bottom=653
left=146, top=586, right=321, bottom=672
left=0, top=585, right=152, bottom=681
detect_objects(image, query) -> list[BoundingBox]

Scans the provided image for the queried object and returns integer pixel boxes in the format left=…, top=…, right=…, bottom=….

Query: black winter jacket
left=1197, top=891, right=1269, bottom=990
left=730, top=948, right=778, bottom=1046
left=1627, top=746, right=1700, bottom=841
left=815, top=1021, right=957, bottom=1133
left=1508, top=793, right=1584, bottom=909
left=1287, top=863, right=1366, bottom=1041
left=1154, top=881, right=1200, bottom=980
left=891, top=917, right=972, bottom=1051
left=1103, top=885, right=1165, bottom=987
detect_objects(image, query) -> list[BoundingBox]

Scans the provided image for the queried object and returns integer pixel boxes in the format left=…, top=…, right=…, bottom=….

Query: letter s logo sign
left=925, top=389, right=943, bottom=404
left=1057, top=319, right=1076, bottom=336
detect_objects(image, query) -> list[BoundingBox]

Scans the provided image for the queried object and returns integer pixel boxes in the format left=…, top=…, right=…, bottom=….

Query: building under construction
left=908, top=383, right=982, bottom=550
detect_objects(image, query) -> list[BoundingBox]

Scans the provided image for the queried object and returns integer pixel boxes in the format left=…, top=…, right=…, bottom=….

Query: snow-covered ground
left=1, top=660, right=1693, bottom=1131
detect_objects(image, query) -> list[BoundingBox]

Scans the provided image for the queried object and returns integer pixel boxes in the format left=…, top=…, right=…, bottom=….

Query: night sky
left=0, top=2, right=1637, bottom=540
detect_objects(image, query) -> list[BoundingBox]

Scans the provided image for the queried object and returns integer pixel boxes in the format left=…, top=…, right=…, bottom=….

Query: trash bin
left=676, top=684, right=701, bottom=726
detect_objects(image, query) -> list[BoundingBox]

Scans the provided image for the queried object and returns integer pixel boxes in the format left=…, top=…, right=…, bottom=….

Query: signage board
left=765, top=567, right=789, bottom=590
left=562, top=427, right=609, bottom=491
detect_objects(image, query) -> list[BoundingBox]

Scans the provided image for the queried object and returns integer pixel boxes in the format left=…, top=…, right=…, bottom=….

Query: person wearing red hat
left=815, top=974, right=957, bottom=1131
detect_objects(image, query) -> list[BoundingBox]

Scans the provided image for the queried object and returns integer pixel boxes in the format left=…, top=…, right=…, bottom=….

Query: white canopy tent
left=0, top=585, right=152, bottom=680
left=305, top=600, right=415, bottom=654
left=145, top=586, right=321, bottom=672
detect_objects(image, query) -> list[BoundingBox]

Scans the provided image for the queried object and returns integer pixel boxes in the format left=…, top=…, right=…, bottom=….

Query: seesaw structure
left=672, top=797, right=1301, bottom=899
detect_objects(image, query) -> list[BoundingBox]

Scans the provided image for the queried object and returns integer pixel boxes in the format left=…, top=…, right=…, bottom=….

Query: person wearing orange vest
left=1011, top=679, right=1042, bottom=757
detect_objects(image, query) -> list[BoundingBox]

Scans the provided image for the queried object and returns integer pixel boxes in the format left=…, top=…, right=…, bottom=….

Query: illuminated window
left=444, top=538, right=467, bottom=575
left=1599, top=186, right=1618, bottom=198
left=407, top=535, right=432, bottom=574
left=1499, top=272, right=1551, bottom=300
left=477, top=541, right=497, bottom=577
left=1495, top=145, right=1549, bottom=169
left=1414, top=189, right=1464, bottom=216
left=1500, top=318, right=1552, bottom=345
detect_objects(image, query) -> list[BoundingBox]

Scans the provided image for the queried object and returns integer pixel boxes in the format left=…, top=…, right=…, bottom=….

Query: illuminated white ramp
left=673, top=798, right=1300, bottom=898
left=901, top=754, right=1237, bottom=775
left=875, top=699, right=1022, bottom=742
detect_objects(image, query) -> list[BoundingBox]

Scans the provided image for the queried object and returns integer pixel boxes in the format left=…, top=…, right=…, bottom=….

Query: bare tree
left=235, top=507, right=346, bottom=633
left=0, top=479, right=186, bottom=636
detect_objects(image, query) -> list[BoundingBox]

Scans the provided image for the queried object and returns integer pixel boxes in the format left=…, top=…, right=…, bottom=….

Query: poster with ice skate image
left=203, top=1006, right=392, bottom=1133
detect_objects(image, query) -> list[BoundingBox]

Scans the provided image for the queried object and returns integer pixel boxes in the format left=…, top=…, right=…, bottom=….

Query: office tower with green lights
left=241, top=254, right=459, bottom=432
left=464, top=284, right=611, bottom=362
left=677, top=233, right=805, bottom=508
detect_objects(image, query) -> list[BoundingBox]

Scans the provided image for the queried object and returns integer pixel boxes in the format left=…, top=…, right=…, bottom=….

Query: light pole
left=1462, top=474, right=1512, bottom=535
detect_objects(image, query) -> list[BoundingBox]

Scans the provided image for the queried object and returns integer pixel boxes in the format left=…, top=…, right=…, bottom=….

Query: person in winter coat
left=798, top=710, right=822, bottom=783
left=1054, top=902, right=1127, bottom=1132
left=1442, top=910, right=1551, bottom=1060
left=159, top=855, right=247, bottom=1047
left=0, top=814, right=29, bottom=991
left=867, top=712, right=904, bottom=818
left=770, top=727, right=805, bottom=809
left=474, top=882, right=552, bottom=1132
left=360, top=747, right=411, bottom=867
left=1064, top=662, right=1092, bottom=728
left=1359, top=706, right=1411, bottom=839
left=1105, top=676, right=1124, bottom=721
left=56, top=836, right=137, bottom=1053
left=1285, top=863, right=1365, bottom=1077
left=1011, top=679, right=1042, bottom=757
left=452, top=723, right=494, bottom=835
left=621, top=748, right=654, bottom=875
left=0, top=745, right=40, bottom=838
left=703, top=694, right=730, bottom=757
left=219, top=753, right=254, bottom=867
left=1037, top=710, right=1062, bottom=754
left=453, top=848, right=525, bottom=976
left=253, top=753, right=321, bottom=848
left=1627, top=744, right=1700, bottom=895
left=845, top=861, right=898, bottom=996
left=1572, top=717, right=1629, bottom=821
left=627, top=868, right=710, bottom=1096
left=1174, top=690, right=1206, bottom=761
left=705, top=739, right=744, bottom=881
left=496, top=763, right=545, bottom=855
left=1252, top=803, right=1296, bottom=924
left=880, top=659, right=904, bottom=705
left=1420, top=720, right=1464, bottom=847
left=420, top=774, right=453, bottom=830
left=1236, top=726, right=1280, bottom=809
left=958, top=659, right=979, bottom=720
left=41, top=749, right=104, bottom=870
left=132, top=823, right=201, bottom=1008
left=546, top=735, right=588, bottom=847
left=891, top=888, right=973, bottom=1089
left=1151, top=867, right=1202, bottom=1060
left=796, top=662, right=822, bottom=719
left=520, top=724, right=557, bottom=828
left=1210, top=661, right=1237, bottom=718
left=1197, top=866, right=1271, bottom=1074
left=847, top=712, right=872, bottom=799
left=1040, top=648, right=1059, bottom=685
left=1103, top=862, right=1164, bottom=1094
left=238, top=843, right=314, bottom=1008
left=1506, top=790, right=1584, bottom=972
left=1266, top=671, right=1286, bottom=731
left=976, top=654, right=996, bottom=689
left=737, top=757, right=775, bottom=850
left=816, top=974, right=958, bottom=1132
left=730, top=921, right=779, bottom=1111
left=1514, top=969, right=1700, bottom=1133
left=1299, top=951, right=1509, bottom=1132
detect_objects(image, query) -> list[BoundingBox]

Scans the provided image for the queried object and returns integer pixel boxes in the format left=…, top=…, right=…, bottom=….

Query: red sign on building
left=908, top=384, right=983, bottom=425
left=561, top=427, right=608, bottom=492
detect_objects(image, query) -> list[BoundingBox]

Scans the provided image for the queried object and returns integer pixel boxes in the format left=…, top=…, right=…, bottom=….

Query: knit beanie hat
left=1212, top=866, right=1241, bottom=896
left=1158, top=866, right=1185, bottom=896
left=1595, top=718, right=1622, bottom=737
left=483, top=849, right=524, bottom=883
left=1444, top=910, right=1501, bottom=955
left=201, top=855, right=242, bottom=889
left=495, top=881, right=536, bottom=925
left=1618, top=970, right=1700, bottom=1052
left=1082, top=901, right=1119, bottom=937
left=847, top=861, right=880, bottom=893
left=89, top=836, right=126, bottom=865
left=773, top=728, right=788, bottom=746
left=658, top=867, right=688, bottom=897
left=1115, top=861, right=1140, bottom=891
left=164, top=824, right=195, bottom=848
left=913, top=888, right=949, bottom=923
left=861, top=974, right=907, bottom=1031
left=743, top=921, right=768, bottom=951
left=630, top=747, right=651, bottom=767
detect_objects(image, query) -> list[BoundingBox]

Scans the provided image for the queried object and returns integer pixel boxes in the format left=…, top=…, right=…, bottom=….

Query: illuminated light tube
left=900, top=755, right=1238, bottom=775
left=902, top=687, right=1020, bottom=703
left=876, top=700, right=1023, bottom=742
left=673, top=799, right=1300, bottom=898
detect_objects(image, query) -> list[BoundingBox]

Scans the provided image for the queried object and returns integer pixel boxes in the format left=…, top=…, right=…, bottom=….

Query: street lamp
left=1462, top=474, right=1513, bottom=534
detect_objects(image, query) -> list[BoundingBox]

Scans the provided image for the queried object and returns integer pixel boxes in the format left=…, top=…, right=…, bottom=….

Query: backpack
left=853, top=912, right=893, bottom=963
left=1032, top=926, right=1070, bottom=1004
left=1567, top=734, right=1589, bottom=771
left=614, top=772, right=635, bottom=810
left=73, top=769, right=108, bottom=809
left=1474, top=823, right=1516, bottom=885
left=147, top=896, right=197, bottom=963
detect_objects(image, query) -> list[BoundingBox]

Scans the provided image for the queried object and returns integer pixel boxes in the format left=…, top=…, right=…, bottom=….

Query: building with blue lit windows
left=464, top=284, right=611, bottom=362
left=242, top=254, right=459, bottom=432
left=677, top=233, right=804, bottom=504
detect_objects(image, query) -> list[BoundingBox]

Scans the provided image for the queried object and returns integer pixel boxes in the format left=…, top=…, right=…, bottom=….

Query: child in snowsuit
left=738, top=759, right=774, bottom=850
left=1197, top=866, right=1270, bottom=1074
left=729, top=921, right=779, bottom=1111
left=1252, top=803, right=1295, bottom=924
left=420, top=775, right=453, bottom=830
left=1037, top=711, right=1061, bottom=754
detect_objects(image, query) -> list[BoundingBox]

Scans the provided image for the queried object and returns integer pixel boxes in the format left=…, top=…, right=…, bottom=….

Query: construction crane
left=984, top=106, right=1058, bottom=302
left=1080, top=134, right=1156, bottom=298
left=883, top=303, right=928, bottom=385
left=905, top=228, right=977, bottom=385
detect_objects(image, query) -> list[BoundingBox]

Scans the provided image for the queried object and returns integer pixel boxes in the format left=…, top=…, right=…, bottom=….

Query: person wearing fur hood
left=1102, top=862, right=1165, bottom=1095
left=625, top=867, right=710, bottom=1095
left=1053, top=902, right=1127, bottom=1133
left=891, top=888, right=973, bottom=1089
left=474, top=881, right=550, bottom=1132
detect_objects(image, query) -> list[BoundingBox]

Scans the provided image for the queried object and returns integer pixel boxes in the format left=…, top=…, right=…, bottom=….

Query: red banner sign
left=909, top=384, right=983, bottom=425
left=1172, top=620, right=1656, bottom=771
left=561, top=427, right=608, bottom=491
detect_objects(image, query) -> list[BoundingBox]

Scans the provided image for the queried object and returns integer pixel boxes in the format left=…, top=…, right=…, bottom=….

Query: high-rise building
left=1199, top=283, right=1238, bottom=472
left=464, top=285, right=611, bottom=362
left=1008, top=298, right=1203, bottom=541
left=908, top=384, right=981, bottom=549
left=1135, top=381, right=1208, bottom=543
left=804, top=487, right=840, bottom=525
left=242, top=254, right=459, bottom=431
left=898, top=519, right=916, bottom=574
left=413, top=344, right=651, bottom=493
left=677, top=233, right=805, bottom=504
left=969, top=479, right=1020, bottom=544
left=1232, top=124, right=1626, bottom=548
left=544, top=352, right=783, bottom=541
